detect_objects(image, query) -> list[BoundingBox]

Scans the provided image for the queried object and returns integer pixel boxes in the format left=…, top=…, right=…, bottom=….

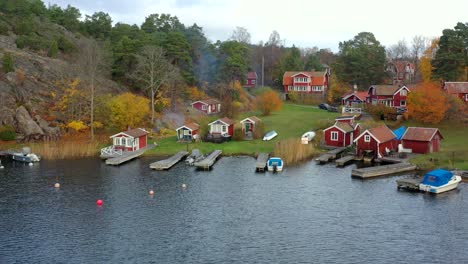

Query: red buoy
left=96, top=199, right=103, bottom=206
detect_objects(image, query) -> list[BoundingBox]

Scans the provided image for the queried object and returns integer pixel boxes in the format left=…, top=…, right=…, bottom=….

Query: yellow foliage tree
left=187, top=86, right=206, bottom=100
left=407, top=82, right=448, bottom=124
left=256, top=90, right=283, bottom=115
left=420, top=38, right=439, bottom=83
left=67, top=120, right=88, bottom=132
left=108, top=93, right=150, bottom=130
left=328, top=74, right=352, bottom=104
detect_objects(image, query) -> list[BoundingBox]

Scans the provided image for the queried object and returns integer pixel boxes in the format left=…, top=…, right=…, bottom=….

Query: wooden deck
left=105, top=145, right=154, bottom=166
left=149, top=151, right=189, bottom=170
left=396, top=177, right=422, bottom=191
left=316, top=147, right=347, bottom=164
left=194, top=150, right=222, bottom=170
left=375, top=156, right=403, bottom=164
left=255, top=153, right=269, bottom=172
left=351, top=163, right=417, bottom=179
left=335, top=155, right=355, bottom=167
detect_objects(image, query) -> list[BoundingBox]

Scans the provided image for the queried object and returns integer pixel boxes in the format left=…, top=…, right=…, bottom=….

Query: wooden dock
left=316, top=147, right=347, bottom=164
left=351, top=163, right=417, bottom=179
left=194, top=150, right=222, bottom=170
left=149, top=151, right=189, bottom=170
left=255, top=153, right=269, bottom=172
left=335, top=155, right=355, bottom=167
left=396, top=177, right=422, bottom=191
left=375, top=156, right=403, bottom=164
left=105, top=145, right=154, bottom=166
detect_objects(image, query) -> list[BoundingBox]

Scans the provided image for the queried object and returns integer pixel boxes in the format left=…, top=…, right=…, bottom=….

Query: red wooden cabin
left=245, top=72, right=258, bottom=88
left=283, top=71, right=329, bottom=95
left=110, top=128, right=148, bottom=151
left=342, top=91, right=368, bottom=107
left=367, top=85, right=410, bottom=111
left=191, top=99, right=221, bottom=114
left=443, top=82, right=468, bottom=103
left=354, top=125, right=397, bottom=158
left=323, top=116, right=360, bottom=147
left=401, top=127, right=443, bottom=154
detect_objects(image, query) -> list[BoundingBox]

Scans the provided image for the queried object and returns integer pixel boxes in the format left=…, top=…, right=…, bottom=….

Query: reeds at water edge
left=30, top=140, right=101, bottom=160
left=273, top=138, right=319, bottom=165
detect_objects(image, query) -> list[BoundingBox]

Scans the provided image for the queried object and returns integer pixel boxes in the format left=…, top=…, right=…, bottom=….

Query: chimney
left=353, top=84, right=357, bottom=92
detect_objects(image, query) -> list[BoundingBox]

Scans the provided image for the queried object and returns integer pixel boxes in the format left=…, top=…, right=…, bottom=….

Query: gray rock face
left=0, top=107, right=15, bottom=126
left=35, top=115, right=60, bottom=135
left=15, top=106, right=44, bottom=136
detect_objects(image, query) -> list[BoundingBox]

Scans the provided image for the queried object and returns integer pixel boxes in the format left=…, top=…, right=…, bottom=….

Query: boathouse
left=323, top=116, right=360, bottom=147
left=191, top=99, right=221, bottom=114
left=401, top=127, right=443, bottom=154
left=354, top=125, right=397, bottom=158
left=176, top=122, right=200, bottom=142
left=240, top=116, right=262, bottom=136
left=109, top=128, right=148, bottom=151
left=208, top=117, right=234, bottom=139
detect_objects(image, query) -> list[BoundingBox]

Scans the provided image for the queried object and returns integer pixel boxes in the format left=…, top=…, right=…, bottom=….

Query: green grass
left=146, top=103, right=340, bottom=156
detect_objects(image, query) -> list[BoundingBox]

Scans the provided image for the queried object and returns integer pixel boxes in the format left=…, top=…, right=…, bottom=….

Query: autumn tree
left=255, top=89, right=283, bottom=116
left=107, top=93, right=150, bottom=130
left=328, top=74, right=351, bottom=104
left=420, top=38, right=439, bottom=83
left=407, top=82, right=448, bottom=124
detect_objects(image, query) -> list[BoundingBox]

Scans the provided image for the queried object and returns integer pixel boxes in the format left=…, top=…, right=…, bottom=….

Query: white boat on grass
left=419, top=169, right=462, bottom=194
left=301, top=131, right=316, bottom=143
left=267, top=157, right=283, bottom=172
left=263, top=130, right=278, bottom=141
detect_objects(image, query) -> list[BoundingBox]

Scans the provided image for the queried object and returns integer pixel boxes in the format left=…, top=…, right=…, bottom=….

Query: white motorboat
left=267, top=157, right=283, bottom=172
left=263, top=130, right=278, bottom=141
left=419, top=169, right=462, bottom=194
left=12, top=152, right=40, bottom=163
left=301, top=131, right=316, bottom=142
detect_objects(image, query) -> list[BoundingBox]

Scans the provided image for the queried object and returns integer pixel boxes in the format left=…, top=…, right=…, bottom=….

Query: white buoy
left=0, top=165, right=3, bottom=169
left=54, top=183, right=60, bottom=188
left=149, top=190, right=155, bottom=195
left=28, top=162, right=33, bottom=166
left=181, top=184, right=187, bottom=188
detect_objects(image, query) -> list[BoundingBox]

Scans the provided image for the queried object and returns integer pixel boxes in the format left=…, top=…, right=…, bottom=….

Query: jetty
left=194, top=150, right=222, bottom=170
left=335, top=155, right=355, bottom=167
left=105, top=145, right=154, bottom=166
left=351, top=163, right=417, bottom=179
left=316, top=147, right=347, bottom=164
left=255, top=153, right=270, bottom=172
left=396, top=177, right=423, bottom=191
left=149, top=151, right=189, bottom=170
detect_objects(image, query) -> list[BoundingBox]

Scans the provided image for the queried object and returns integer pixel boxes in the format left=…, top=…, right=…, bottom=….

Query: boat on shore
left=419, top=169, right=462, bottom=194
left=301, top=131, right=316, bottom=143
left=263, top=130, right=278, bottom=141
left=267, top=157, right=283, bottom=172
left=185, top=149, right=204, bottom=166
left=11, top=147, right=40, bottom=163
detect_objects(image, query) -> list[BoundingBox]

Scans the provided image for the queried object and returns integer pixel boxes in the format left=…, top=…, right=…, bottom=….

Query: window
left=294, top=77, right=309, bottom=83
left=222, top=126, right=227, bottom=133
left=201, top=105, right=207, bottom=110
left=312, top=86, right=323, bottom=91
left=465, top=94, right=468, bottom=101
left=401, top=100, right=406, bottom=106
left=331, top=131, right=339, bottom=141
left=400, top=89, right=407, bottom=96
left=251, top=80, right=256, bottom=84
left=364, top=135, right=371, bottom=142
left=121, top=138, right=126, bottom=146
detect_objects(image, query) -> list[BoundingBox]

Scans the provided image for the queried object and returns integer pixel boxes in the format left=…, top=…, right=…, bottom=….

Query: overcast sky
left=48, top=0, right=467, bottom=51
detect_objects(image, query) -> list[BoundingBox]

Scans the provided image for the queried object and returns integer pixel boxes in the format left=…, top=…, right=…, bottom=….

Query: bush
left=13, top=17, right=36, bottom=35
left=288, top=92, right=324, bottom=105
left=16, top=34, right=50, bottom=51
left=253, top=122, right=265, bottom=140
left=232, top=127, right=244, bottom=141
left=2, top=52, right=14, bottom=73
left=0, top=20, right=9, bottom=35
left=365, top=104, right=396, bottom=120
left=48, top=40, right=58, bottom=57
left=57, top=36, right=76, bottom=53
left=0, top=125, right=16, bottom=141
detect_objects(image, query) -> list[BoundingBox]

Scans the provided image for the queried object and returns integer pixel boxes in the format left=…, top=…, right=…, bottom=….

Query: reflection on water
left=0, top=156, right=467, bottom=263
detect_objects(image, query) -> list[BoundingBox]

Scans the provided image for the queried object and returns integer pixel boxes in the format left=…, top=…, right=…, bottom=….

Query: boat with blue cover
left=267, top=157, right=283, bottom=172
left=419, top=169, right=461, bottom=194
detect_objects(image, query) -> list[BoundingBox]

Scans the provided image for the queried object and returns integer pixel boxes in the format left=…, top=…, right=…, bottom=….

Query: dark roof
left=368, top=125, right=396, bottom=142
left=444, top=82, right=468, bottom=94
left=124, top=128, right=148, bottom=138
left=402, top=127, right=442, bottom=141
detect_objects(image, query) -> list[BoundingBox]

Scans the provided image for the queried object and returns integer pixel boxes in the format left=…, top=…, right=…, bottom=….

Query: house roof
left=343, top=91, right=368, bottom=101
left=390, top=61, right=415, bottom=73
left=444, top=82, right=468, bottom=94
left=209, top=117, right=234, bottom=126
left=247, top=71, right=258, bottom=79
left=402, top=127, right=443, bottom=142
left=369, top=85, right=410, bottom=96
left=240, top=116, right=262, bottom=124
left=191, top=98, right=220, bottom=105
left=110, top=128, right=148, bottom=138
left=355, top=125, right=395, bottom=143
left=335, top=122, right=355, bottom=133
left=335, top=116, right=355, bottom=121
left=282, top=71, right=327, bottom=86
left=176, top=122, right=200, bottom=131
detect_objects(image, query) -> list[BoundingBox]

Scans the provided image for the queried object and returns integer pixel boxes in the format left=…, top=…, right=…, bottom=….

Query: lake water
left=0, top=156, right=467, bottom=263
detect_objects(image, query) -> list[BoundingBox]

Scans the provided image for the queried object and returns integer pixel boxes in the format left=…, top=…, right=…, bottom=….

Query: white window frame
left=364, top=135, right=371, bottom=142
left=331, top=131, right=339, bottom=141
left=400, top=89, right=407, bottom=96
left=121, top=137, right=126, bottom=146
left=465, top=94, right=468, bottom=101
left=222, top=125, right=227, bottom=133
left=201, top=104, right=207, bottom=110
left=401, top=100, right=406, bottom=106
left=251, top=80, right=256, bottom=84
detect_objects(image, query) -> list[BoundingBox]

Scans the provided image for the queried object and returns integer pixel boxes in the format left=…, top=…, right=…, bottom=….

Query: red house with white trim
left=110, top=128, right=148, bottom=151
left=401, top=127, right=443, bottom=154
left=443, top=82, right=468, bottom=103
left=176, top=122, right=200, bottom=142
left=283, top=71, right=329, bottom=95
left=208, top=117, right=234, bottom=138
left=367, top=85, right=410, bottom=111
left=323, top=116, right=361, bottom=147
left=354, top=125, right=397, bottom=158
left=245, top=72, right=258, bottom=88
left=191, top=99, right=221, bottom=114
left=342, top=91, right=368, bottom=107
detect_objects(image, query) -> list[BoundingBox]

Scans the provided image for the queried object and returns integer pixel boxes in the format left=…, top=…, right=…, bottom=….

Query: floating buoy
left=149, top=190, right=155, bottom=195
left=54, top=183, right=60, bottom=188
left=181, top=184, right=187, bottom=188
left=96, top=199, right=103, bottom=206
left=28, top=162, right=33, bottom=166
left=0, top=166, right=3, bottom=169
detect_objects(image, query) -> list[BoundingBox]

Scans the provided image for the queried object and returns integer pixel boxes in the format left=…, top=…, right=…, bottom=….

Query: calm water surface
left=0, top=156, right=467, bottom=263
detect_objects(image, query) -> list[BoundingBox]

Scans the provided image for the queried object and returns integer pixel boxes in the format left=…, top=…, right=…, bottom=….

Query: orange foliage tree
left=407, top=82, right=448, bottom=124
left=255, top=90, right=283, bottom=116
left=420, top=38, right=439, bottom=83
left=328, top=74, right=351, bottom=104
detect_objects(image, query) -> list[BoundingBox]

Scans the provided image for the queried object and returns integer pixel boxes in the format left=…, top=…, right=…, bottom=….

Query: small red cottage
left=283, top=71, right=329, bottom=95
left=110, top=128, right=148, bottom=151
left=208, top=117, right=234, bottom=138
left=176, top=122, right=200, bottom=142
left=191, top=99, right=221, bottom=114
left=323, top=116, right=360, bottom=147
left=354, top=125, right=397, bottom=158
left=443, top=82, right=468, bottom=103
left=342, top=91, right=368, bottom=107
left=245, top=71, right=258, bottom=88
left=367, top=85, right=410, bottom=111
left=240, top=116, right=262, bottom=136
left=401, top=127, right=443, bottom=154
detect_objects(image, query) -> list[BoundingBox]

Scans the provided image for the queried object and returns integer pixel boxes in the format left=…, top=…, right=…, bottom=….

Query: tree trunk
left=90, top=77, right=95, bottom=141
left=151, top=88, right=155, bottom=126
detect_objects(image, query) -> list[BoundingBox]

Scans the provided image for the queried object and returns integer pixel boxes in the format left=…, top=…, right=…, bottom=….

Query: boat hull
left=11, top=153, right=40, bottom=163
left=267, top=165, right=283, bottom=172
left=419, top=176, right=462, bottom=193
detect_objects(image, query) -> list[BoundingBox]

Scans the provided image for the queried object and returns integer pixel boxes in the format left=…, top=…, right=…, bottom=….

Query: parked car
left=263, top=130, right=278, bottom=141
left=319, top=103, right=330, bottom=110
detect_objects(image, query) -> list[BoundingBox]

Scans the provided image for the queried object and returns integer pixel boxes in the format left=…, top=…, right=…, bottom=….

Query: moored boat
left=301, top=131, right=316, bottom=143
left=11, top=147, right=40, bottom=163
left=419, top=169, right=462, bottom=194
left=263, top=130, right=278, bottom=141
left=267, top=157, right=283, bottom=172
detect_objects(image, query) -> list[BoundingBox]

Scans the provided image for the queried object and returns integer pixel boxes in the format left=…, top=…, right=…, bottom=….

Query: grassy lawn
left=146, top=103, right=340, bottom=156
